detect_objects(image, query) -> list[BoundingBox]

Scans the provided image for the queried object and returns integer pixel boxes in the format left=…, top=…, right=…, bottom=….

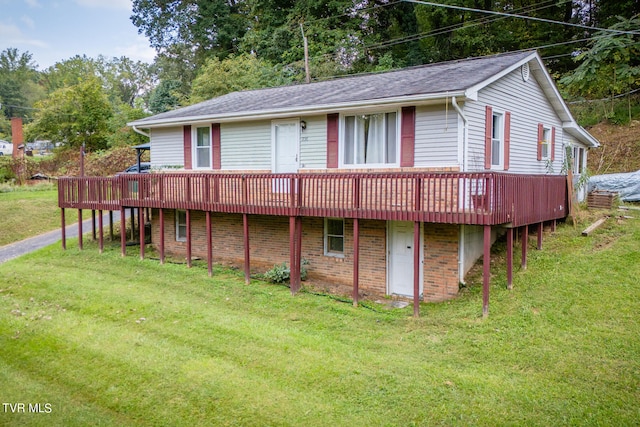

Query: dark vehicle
left=119, top=162, right=151, bottom=174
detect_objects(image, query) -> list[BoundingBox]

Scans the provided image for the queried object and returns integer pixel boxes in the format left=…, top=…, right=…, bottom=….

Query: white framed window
left=194, top=126, right=211, bottom=169
left=324, top=218, right=344, bottom=257
left=342, top=111, right=398, bottom=166
left=176, top=210, right=187, bottom=242
left=540, top=127, right=551, bottom=160
left=491, top=112, right=503, bottom=168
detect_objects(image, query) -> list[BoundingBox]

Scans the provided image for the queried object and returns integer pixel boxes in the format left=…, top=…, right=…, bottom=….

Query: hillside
left=587, top=120, right=640, bottom=175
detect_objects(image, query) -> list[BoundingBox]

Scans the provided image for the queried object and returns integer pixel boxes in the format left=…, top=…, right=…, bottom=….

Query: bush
left=264, top=259, right=309, bottom=284
left=0, top=157, right=15, bottom=183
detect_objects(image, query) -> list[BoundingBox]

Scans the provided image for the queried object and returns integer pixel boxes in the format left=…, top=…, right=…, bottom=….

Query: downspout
left=132, top=125, right=150, bottom=138
left=451, top=96, right=468, bottom=284
left=451, top=96, right=467, bottom=171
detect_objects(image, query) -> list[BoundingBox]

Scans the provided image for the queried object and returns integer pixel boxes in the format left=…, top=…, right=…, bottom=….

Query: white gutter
left=132, top=125, right=150, bottom=138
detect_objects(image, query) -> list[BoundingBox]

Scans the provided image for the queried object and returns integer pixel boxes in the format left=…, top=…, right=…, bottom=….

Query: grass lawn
left=0, top=184, right=59, bottom=246
left=0, top=207, right=638, bottom=426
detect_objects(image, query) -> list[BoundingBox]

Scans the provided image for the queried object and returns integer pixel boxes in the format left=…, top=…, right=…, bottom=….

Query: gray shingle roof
left=132, top=51, right=534, bottom=126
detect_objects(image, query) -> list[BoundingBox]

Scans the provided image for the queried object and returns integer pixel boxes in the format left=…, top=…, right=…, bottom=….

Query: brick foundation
left=151, top=210, right=460, bottom=302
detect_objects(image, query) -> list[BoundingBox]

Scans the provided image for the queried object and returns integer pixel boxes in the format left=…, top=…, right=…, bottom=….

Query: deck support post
left=353, top=218, right=360, bottom=307
left=506, top=228, right=514, bottom=290
left=186, top=210, right=192, bottom=268
left=159, top=209, right=165, bottom=264
left=296, top=217, right=302, bottom=290
left=120, top=207, right=126, bottom=256
left=551, top=219, right=556, bottom=232
left=78, top=209, right=83, bottom=250
left=98, top=210, right=104, bottom=254
left=130, top=208, right=135, bottom=240
left=289, top=216, right=302, bottom=294
left=537, top=222, right=543, bottom=250
left=109, top=211, right=114, bottom=241
left=521, top=225, right=528, bottom=270
left=206, top=211, right=213, bottom=277
left=482, top=225, right=491, bottom=318
left=61, top=208, right=66, bottom=250
left=243, top=213, right=250, bottom=284
left=91, top=210, right=96, bottom=241
left=413, top=221, right=421, bottom=318
left=139, top=207, right=145, bottom=260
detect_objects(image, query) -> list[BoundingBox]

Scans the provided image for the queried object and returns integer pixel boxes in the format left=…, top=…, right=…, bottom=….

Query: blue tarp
left=588, top=170, right=640, bottom=202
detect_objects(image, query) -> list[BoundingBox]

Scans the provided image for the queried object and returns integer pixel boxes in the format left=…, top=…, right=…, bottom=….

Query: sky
left=0, top=0, right=157, bottom=70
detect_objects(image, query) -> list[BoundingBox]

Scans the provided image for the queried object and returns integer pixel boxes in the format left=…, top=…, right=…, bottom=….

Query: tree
left=149, top=79, right=182, bottom=114
left=189, top=53, right=292, bottom=102
left=106, top=103, right=149, bottom=148
left=41, top=55, right=98, bottom=94
left=0, top=48, right=42, bottom=120
left=97, top=56, right=156, bottom=108
left=131, top=0, right=247, bottom=67
left=26, top=77, right=113, bottom=151
left=560, top=16, right=640, bottom=102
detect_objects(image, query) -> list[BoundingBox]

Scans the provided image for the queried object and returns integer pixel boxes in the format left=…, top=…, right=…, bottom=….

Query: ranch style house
left=58, top=50, right=599, bottom=316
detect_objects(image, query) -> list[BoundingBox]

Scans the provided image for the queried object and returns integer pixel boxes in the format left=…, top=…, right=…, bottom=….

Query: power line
left=567, top=88, right=640, bottom=104
left=365, top=0, right=565, bottom=51
left=402, top=0, right=640, bottom=36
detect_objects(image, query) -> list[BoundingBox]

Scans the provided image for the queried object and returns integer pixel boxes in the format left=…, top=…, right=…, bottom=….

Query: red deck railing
left=58, top=172, right=568, bottom=227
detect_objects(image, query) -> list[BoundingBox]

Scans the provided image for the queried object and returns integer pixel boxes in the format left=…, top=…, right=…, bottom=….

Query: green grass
left=0, top=183, right=59, bottom=246
left=0, top=208, right=639, bottom=426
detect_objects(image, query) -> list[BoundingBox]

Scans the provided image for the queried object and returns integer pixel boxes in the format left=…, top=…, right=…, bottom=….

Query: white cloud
left=0, top=22, right=21, bottom=37
left=73, top=0, right=131, bottom=10
left=21, top=15, right=35, bottom=29
left=24, top=0, right=42, bottom=8
left=0, top=22, right=47, bottom=48
left=118, top=35, right=156, bottom=63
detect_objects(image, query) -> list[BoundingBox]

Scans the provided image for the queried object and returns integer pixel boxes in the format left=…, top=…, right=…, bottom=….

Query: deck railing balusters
left=57, top=172, right=568, bottom=227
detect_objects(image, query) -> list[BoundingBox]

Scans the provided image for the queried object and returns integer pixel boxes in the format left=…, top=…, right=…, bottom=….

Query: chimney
left=11, top=117, right=23, bottom=159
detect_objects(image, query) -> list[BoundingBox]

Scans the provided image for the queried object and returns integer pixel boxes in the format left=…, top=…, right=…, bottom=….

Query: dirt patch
left=587, top=121, right=640, bottom=175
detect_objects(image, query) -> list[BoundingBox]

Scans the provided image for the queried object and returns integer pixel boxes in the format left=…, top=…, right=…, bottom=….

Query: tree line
left=0, top=0, right=638, bottom=152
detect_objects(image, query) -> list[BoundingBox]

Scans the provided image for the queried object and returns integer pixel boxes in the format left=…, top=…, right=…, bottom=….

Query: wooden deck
left=58, top=171, right=569, bottom=227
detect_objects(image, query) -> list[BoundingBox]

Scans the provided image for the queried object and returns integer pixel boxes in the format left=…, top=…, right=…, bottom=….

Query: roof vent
left=521, top=63, right=530, bottom=82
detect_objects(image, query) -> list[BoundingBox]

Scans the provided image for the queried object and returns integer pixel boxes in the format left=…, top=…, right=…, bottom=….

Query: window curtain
left=366, top=114, right=384, bottom=164
left=345, top=113, right=395, bottom=165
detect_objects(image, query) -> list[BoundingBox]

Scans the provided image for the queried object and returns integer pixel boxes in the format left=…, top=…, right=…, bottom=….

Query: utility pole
left=300, top=23, right=311, bottom=84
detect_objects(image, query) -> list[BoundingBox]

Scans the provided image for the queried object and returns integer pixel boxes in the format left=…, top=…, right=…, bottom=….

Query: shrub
left=264, top=259, right=309, bottom=284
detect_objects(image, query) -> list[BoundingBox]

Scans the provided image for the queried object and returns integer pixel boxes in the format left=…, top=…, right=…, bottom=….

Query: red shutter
left=550, top=126, right=556, bottom=161
left=537, top=123, right=543, bottom=161
left=212, top=123, right=221, bottom=169
left=503, top=111, right=511, bottom=171
left=484, top=106, right=493, bottom=169
left=326, top=113, right=339, bottom=168
left=183, top=125, right=192, bottom=170
left=400, top=106, right=415, bottom=167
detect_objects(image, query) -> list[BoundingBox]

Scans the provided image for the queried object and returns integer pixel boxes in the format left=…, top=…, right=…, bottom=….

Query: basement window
left=324, top=218, right=344, bottom=257
left=176, top=210, right=187, bottom=242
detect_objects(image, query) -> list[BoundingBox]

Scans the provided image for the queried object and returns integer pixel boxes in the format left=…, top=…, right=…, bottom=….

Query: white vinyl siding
left=299, top=115, right=326, bottom=169
left=220, top=121, right=271, bottom=170
left=149, top=127, right=183, bottom=169
left=414, top=105, right=460, bottom=168
left=465, top=65, right=564, bottom=174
